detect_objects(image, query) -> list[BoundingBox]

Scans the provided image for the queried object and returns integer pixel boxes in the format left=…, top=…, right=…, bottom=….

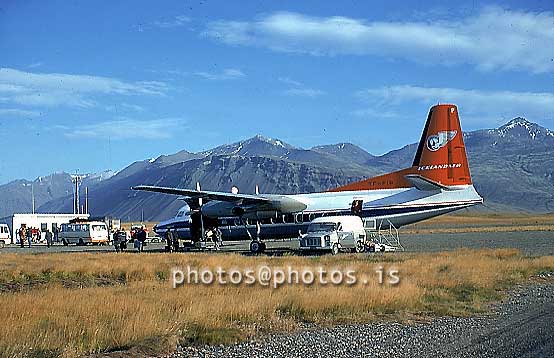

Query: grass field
left=0, top=249, right=553, bottom=357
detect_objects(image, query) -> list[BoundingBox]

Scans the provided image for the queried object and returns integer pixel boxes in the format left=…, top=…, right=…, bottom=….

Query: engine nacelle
left=201, top=201, right=240, bottom=218
left=200, top=196, right=306, bottom=219
left=243, top=210, right=279, bottom=220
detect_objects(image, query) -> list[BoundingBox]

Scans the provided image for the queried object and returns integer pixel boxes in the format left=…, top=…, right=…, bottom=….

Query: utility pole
left=71, top=173, right=86, bottom=215
left=31, top=183, right=35, bottom=214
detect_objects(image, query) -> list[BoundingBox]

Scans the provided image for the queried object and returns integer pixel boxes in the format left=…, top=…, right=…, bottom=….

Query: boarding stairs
left=363, top=219, right=404, bottom=252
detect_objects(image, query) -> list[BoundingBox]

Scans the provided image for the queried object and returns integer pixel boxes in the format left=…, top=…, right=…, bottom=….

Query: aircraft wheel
left=331, top=243, right=340, bottom=255
left=250, top=240, right=261, bottom=253
left=63, top=240, right=68, bottom=246
left=380, top=245, right=386, bottom=252
left=355, top=240, right=366, bottom=253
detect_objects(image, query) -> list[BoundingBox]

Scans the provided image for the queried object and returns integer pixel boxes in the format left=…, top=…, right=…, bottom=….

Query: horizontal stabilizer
left=404, top=174, right=460, bottom=191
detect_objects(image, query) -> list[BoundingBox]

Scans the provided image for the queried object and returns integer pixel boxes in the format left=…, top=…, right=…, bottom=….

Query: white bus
left=0, top=224, right=11, bottom=247
left=59, top=221, right=109, bottom=245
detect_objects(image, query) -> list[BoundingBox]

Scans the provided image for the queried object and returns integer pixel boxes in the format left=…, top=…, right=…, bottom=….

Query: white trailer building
left=12, top=213, right=89, bottom=243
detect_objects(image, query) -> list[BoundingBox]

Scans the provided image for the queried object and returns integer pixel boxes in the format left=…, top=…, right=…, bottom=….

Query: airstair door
left=351, top=199, right=363, bottom=216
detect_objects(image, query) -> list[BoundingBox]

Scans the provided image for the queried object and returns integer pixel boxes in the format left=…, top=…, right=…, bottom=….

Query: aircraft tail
left=410, top=104, right=471, bottom=186
left=330, top=104, right=472, bottom=192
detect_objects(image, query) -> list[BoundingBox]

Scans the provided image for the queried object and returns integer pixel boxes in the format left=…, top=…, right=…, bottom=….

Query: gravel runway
left=171, top=278, right=554, bottom=358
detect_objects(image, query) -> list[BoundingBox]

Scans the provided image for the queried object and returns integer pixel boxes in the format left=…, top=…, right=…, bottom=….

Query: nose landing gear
left=246, top=220, right=266, bottom=254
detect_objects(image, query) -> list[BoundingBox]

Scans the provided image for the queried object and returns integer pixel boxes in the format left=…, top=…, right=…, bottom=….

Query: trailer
left=11, top=213, right=89, bottom=243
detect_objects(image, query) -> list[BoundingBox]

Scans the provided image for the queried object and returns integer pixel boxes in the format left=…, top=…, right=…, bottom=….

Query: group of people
left=205, top=226, right=223, bottom=250
left=111, top=226, right=148, bottom=253
left=111, top=229, right=128, bottom=252
left=133, top=226, right=147, bottom=252
left=164, top=229, right=179, bottom=252
left=17, top=225, right=54, bottom=248
left=163, top=226, right=222, bottom=253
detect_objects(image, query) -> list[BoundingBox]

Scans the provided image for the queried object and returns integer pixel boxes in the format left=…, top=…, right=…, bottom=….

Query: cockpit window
left=177, top=211, right=185, bottom=217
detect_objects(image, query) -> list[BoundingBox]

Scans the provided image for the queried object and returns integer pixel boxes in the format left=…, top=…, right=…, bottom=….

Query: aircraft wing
left=132, top=185, right=270, bottom=204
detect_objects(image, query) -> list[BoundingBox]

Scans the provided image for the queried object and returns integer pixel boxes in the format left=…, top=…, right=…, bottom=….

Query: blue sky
left=0, top=0, right=553, bottom=184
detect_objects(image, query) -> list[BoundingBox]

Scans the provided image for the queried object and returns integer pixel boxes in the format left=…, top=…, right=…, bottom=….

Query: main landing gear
left=245, top=220, right=266, bottom=254
left=249, top=240, right=266, bottom=254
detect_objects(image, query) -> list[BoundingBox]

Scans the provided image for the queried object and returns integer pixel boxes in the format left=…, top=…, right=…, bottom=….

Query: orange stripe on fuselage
left=329, top=168, right=414, bottom=192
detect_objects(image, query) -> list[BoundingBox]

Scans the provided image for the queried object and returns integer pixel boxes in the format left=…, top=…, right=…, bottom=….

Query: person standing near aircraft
left=45, top=229, right=53, bottom=248
left=172, top=229, right=179, bottom=252
left=112, top=230, right=120, bottom=252
left=26, top=227, right=32, bottom=248
left=18, top=225, right=25, bottom=248
left=53, top=225, right=59, bottom=242
left=138, top=227, right=147, bottom=252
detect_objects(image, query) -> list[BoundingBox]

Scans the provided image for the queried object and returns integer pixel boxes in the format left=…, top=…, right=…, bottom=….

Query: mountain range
left=1, top=117, right=553, bottom=223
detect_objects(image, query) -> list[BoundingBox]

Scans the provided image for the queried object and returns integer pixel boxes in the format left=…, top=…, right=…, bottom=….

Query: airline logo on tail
left=426, top=130, right=457, bottom=151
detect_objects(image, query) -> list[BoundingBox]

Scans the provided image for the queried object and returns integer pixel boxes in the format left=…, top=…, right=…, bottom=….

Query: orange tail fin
left=330, top=104, right=472, bottom=192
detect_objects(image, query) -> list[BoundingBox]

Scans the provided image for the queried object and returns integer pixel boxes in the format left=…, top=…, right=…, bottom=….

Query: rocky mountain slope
left=2, top=117, right=553, bottom=222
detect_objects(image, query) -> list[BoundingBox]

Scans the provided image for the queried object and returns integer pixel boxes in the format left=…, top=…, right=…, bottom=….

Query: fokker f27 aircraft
left=133, top=104, right=483, bottom=253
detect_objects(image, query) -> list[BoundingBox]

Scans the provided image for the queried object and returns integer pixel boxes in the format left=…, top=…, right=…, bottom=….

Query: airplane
left=133, top=104, right=483, bottom=253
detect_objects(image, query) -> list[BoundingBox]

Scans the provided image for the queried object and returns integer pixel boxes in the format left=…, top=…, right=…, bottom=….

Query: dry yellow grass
left=0, top=249, right=553, bottom=357
left=405, top=213, right=554, bottom=234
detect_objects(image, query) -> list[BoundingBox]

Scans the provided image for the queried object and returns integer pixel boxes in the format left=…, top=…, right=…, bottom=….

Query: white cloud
left=27, top=62, right=43, bottom=68
left=0, top=108, right=41, bottom=119
left=106, top=103, right=145, bottom=112
left=193, top=68, right=246, bottom=80
left=205, top=7, right=554, bottom=73
left=278, top=77, right=302, bottom=86
left=137, top=15, right=192, bottom=31
left=356, top=85, right=554, bottom=125
left=63, top=118, right=186, bottom=140
left=152, top=15, right=191, bottom=28
left=0, top=68, right=168, bottom=108
left=283, top=88, right=325, bottom=98
left=279, top=77, right=323, bottom=98
left=351, top=107, right=400, bottom=119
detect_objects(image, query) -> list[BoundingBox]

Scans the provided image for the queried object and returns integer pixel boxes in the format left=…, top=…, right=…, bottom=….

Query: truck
left=298, top=215, right=398, bottom=254
left=299, top=216, right=367, bottom=254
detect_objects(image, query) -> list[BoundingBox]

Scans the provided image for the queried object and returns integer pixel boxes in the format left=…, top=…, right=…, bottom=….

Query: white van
left=59, top=221, right=109, bottom=245
left=0, top=224, right=11, bottom=248
left=299, top=216, right=367, bottom=254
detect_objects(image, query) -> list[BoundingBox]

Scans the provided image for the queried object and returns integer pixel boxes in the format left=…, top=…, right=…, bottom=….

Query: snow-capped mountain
left=202, top=135, right=297, bottom=158
left=3, top=116, right=554, bottom=222
left=496, top=117, right=554, bottom=139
